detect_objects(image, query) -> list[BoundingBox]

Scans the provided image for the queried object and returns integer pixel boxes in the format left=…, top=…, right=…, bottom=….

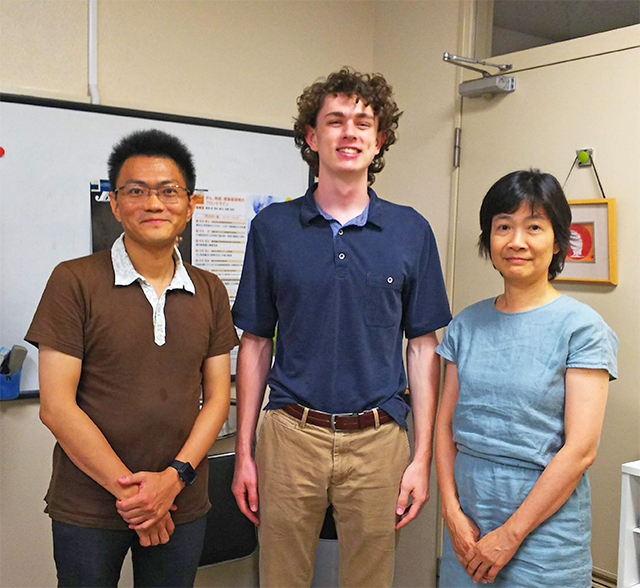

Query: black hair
left=107, top=129, right=196, bottom=193
left=478, top=169, right=572, bottom=280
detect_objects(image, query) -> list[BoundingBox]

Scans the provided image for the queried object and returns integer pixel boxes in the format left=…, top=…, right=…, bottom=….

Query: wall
left=371, top=2, right=461, bottom=584
left=0, top=0, right=376, bottom=127
left=0, top=1, right=461, bottom=587
left=372, top=1, right=460, bottom=267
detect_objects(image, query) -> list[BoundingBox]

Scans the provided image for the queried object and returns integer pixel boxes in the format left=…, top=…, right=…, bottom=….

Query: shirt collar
left=316, top=201, right=370, bottom=229
left=299, top=183, right=384, bottom=229
left=110, top=233, right=195, bottom=294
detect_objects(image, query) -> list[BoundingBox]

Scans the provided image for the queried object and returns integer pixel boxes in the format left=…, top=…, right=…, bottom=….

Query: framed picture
left=556, top=198, right=617, bottom=285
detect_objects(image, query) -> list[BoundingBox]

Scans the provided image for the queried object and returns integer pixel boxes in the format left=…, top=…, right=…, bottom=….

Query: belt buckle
left=330, top=412, right=359, bottom=431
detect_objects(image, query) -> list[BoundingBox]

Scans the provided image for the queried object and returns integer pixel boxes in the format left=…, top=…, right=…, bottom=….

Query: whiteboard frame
left=0, top=94, right=310, bottom=397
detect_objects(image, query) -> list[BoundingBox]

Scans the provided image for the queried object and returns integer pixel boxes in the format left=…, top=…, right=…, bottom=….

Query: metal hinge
left=453, top=127, right=462, bottom=168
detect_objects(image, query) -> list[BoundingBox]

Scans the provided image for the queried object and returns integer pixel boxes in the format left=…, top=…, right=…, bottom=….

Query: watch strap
left=170, top=459, right=197, bottom=486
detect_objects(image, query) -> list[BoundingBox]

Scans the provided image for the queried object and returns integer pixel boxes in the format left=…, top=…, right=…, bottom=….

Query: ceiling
left=493, top=0, right=640, bottom=43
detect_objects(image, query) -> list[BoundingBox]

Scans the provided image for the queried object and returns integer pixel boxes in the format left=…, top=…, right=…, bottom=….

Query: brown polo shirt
left=26, top=250, right=239, bottom=529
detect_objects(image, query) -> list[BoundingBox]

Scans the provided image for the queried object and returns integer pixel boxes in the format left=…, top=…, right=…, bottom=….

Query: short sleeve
left=207, top=276, right=240, bottom=357
left=25, top=263, right=86, bottom=359
left=402, top=221, right=452, bottom=339
left=436, top=316, right=459, bottom=363
left=567, top=317, right=619, bottom=381
left=232, top=218, right=278, bottom=338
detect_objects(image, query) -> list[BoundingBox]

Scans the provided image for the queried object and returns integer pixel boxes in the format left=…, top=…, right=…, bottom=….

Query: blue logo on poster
left=91, top=179, right=111, bottom=202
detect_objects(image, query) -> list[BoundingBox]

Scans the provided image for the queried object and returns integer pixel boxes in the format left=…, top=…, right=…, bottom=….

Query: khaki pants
left=255, top=408, right=410, bottom=588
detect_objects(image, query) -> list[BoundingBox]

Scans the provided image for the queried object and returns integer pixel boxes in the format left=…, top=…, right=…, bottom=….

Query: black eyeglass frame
left=113, top=183, right=193, bottom=202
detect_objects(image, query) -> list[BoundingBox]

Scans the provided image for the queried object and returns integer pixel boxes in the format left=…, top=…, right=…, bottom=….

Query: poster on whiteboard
left=192, top=192, right=282, bottom=300
left=192, top=193, right=286, bottom=375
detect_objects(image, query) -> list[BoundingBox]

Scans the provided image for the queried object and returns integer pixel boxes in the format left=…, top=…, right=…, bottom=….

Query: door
left=451, top=25, right=640, bottom=578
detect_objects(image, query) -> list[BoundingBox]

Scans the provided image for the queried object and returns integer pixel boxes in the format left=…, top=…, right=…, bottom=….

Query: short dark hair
left=107, top=129, right=196, bottom=193
left=293, top=66, right=402, bottom=185
left=478, top=170, right=572, bottom=280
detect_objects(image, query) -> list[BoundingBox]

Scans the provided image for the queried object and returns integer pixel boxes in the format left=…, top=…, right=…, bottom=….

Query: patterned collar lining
left=111, top=233, right=195, bottom=294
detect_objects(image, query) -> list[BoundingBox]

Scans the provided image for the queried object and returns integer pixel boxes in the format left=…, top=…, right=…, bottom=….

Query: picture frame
left=556, top=198, right=617, bottom=285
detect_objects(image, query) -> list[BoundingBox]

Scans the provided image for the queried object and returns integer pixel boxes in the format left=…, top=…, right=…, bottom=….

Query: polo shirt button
left=338, top=253, right=345, bottom=260
left=387, top=277, right=393, bottom=283
left=338, top=229, right=344, bottom=236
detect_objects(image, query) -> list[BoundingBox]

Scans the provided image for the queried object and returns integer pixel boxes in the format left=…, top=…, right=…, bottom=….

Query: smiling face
left=109, top=156, right=195, bottom=253
left=490, top=203, right=559, bottom=287
left=305, top=93, right=385, bottom=182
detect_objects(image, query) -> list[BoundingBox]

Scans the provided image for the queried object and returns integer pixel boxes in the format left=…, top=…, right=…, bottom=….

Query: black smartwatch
left=170, top=460, right=197, bottom=486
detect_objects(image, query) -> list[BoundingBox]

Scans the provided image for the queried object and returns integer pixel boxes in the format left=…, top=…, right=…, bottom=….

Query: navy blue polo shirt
left=232, top=184, right=452, bottom=428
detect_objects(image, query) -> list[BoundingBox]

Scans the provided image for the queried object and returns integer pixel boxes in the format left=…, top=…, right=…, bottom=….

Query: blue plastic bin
left=0, top=368, right=22, bottom=400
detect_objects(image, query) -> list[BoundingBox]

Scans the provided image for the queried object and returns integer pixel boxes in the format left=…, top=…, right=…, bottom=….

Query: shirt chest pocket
left=364, top=273, right=404, bottom=328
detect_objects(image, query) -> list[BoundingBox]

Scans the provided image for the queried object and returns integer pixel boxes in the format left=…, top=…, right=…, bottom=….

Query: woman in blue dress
left=435, top=170, right=618, bottom=587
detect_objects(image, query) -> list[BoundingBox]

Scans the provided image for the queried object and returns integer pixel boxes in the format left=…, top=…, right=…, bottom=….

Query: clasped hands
left=115, top=469, right=184, bottom=547
left=447, top=510, right=521, bottom=584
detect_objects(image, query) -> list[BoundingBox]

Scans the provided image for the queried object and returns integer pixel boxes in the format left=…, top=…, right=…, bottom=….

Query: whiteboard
left=0, top=95, right=309, bottom=392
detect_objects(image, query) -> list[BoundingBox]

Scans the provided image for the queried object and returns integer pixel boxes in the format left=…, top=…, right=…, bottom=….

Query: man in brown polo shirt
left=26, top=129, right=238, bottom=587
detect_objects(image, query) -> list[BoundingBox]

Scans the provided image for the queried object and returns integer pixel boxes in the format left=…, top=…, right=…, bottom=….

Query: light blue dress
left=436, top=295, right=618, bottom=588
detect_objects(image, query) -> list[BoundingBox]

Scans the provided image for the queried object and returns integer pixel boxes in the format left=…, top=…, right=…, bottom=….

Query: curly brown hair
left=293, top=67, right=402, bottom=185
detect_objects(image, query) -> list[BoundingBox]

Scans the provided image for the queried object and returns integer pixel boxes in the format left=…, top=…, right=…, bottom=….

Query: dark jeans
left=52, top=516, right=207, bottom=588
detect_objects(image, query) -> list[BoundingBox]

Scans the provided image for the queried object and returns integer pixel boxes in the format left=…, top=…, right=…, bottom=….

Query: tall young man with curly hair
left=232, top=68, right=451, bottom=587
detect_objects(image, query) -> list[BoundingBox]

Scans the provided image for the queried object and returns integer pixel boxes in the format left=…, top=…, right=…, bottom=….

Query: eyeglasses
left=114, top=183, right=192, bottom=204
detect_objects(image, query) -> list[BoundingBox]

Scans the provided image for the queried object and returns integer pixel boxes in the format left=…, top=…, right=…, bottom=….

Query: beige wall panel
left=0, top=0, right=89, bottom=100
left=0, top=402, right=57, bottom=588
left=372, top=0, right=460, bottom=273
left=98, top=0, right=374, bottom=128
left=372, top=3, right=461, bottom=586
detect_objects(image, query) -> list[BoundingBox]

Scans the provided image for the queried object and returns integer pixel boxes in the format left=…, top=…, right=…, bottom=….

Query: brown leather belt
left=282, top=403, right=392, bottom=431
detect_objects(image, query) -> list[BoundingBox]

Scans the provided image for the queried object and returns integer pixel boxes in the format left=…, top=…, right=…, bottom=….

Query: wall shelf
left=618, top=460, right=640, bottom=587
